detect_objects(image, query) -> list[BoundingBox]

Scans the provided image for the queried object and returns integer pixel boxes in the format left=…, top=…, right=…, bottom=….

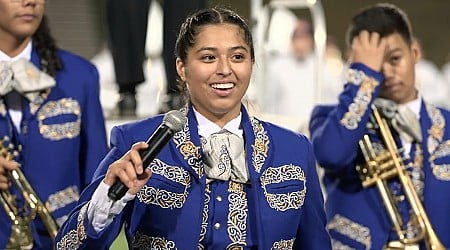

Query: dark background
left=47, top=0, right=449, bottom=67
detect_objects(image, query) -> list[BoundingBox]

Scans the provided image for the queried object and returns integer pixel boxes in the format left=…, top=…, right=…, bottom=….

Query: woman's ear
left=176, top=58, right=186, bottom=81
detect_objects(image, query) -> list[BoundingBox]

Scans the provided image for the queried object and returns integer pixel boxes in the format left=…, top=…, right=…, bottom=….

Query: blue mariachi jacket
left=0, top=47, right=109, bottom=249
left=55, top=105, right=331, bottom=249
left=309, top=63, right=450, bottom=249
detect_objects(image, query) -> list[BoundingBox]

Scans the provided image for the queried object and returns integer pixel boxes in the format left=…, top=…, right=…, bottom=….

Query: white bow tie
left=202, top=130, right=249, bottom=184
left=373, top=98, right=422, bottom=143
left=0, top=58, right=55, bottom=102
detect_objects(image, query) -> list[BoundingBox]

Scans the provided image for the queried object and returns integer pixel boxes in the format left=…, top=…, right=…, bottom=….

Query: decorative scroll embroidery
left=173, top=116, right=204, bottom=178
left=132, top=231, right=177, bottom=250
left=250, top=117, right=269, bottom=173
left=45, top=185, right=79, bottom=213
left=56, top=202, right=88, bottom=250
left=198, top=184, right=211, bottom=250
left=137, top=159, right=190, bottom=208
left=227, top=182, right=248, bottom=248
left=37, top=98, right=81, bottom=140
left=271, top=238, right=295, bottom=250
left=340, top=69, right=379, bottom=130
left=327, top=214, right=372, bottom=250
left=426, top=104, right=450, bottom=180
left=260, top=164, right=306, bottom=211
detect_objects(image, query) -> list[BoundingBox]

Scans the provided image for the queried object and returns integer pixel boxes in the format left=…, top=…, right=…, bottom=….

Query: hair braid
left=32, top=15, right=62, bottom=77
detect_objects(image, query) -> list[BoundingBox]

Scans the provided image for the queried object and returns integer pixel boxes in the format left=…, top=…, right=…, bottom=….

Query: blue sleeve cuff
left=349, top=62, right=384, bottom=83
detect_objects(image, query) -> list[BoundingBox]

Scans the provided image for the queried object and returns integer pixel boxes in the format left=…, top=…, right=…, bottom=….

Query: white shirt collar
left=399, top=96, right=422, bottom=118
left=0, top=40, right=33, bottom=61
left=194, top=107, right=243, bottom=138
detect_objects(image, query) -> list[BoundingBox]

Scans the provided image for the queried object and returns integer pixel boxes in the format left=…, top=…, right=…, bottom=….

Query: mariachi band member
left=0, top=0, right=108, bottom=248
left=309, top=3, right=450, bottom=249
left=55, top=7, right=331, bottom=249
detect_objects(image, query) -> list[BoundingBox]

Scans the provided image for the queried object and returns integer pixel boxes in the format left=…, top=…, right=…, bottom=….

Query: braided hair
left=32, top=15, right=62, bottom=77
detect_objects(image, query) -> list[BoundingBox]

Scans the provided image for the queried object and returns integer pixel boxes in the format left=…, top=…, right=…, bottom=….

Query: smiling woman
left=55, top=7, right=331, bottom=249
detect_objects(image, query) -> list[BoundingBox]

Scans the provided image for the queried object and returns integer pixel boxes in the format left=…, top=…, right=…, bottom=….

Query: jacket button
left=214, top=223, right=221, bottom=230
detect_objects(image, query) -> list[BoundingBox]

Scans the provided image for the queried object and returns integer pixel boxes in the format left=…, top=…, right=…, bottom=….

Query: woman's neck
left=0, top=35, right=31, bottom=58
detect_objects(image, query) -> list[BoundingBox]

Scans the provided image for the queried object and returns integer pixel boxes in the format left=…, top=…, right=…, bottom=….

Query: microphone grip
left=107, top=125, right=175, bottom=201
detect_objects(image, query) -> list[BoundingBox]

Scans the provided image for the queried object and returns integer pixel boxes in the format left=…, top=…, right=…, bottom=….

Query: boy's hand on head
left=349, top=30, right=388, bottom=72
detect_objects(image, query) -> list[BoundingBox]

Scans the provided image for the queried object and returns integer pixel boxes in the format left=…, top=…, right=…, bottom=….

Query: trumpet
left=357, top=105, right=444, bottom=250
left=0, top=136, right=59, bottom=249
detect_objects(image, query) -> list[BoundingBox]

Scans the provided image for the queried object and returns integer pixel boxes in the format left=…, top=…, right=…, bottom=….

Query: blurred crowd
left=93, top=1, right=450, bottom=134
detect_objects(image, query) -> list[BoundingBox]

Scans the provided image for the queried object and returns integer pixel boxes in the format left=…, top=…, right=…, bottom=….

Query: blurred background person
left=263, top=18, right=342, bottom=133
left=104, top=0, right=207, bottom=119
left=414, top=37, right=449, bottom=108
left=0, top=0, right=108, bottom=248
left=105, top=0, right=151, bottom=118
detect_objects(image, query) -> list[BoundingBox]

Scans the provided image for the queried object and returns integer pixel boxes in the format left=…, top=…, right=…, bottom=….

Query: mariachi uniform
left=309, top=63, right=450, bottom=249
left=55, top=105, right=331, bottom=249
left=0, top=46, right=109, bottom=249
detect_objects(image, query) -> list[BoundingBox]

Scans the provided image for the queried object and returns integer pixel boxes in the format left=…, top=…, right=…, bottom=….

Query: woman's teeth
left=211, top=83, right=234, bottom=89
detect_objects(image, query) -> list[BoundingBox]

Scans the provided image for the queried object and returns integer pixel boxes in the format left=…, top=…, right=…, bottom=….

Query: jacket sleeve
left=54, top=177, right=126, bottom=249
left=79, top=63, right=109, bottom=187
left=55, top=125, right=135, bottom=249
left=294, top=140, right=331, bottom=249
left=309, top=63, right=384, bottom=172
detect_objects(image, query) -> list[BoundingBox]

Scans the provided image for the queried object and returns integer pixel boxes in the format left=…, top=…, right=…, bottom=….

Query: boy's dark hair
left=345, top=3, right=413, bottom=47
left=32, top=15, right=62, bottom=77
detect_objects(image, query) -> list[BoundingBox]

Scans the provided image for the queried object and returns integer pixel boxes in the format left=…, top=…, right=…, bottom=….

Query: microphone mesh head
left=163, top=110, right=187, bottom=132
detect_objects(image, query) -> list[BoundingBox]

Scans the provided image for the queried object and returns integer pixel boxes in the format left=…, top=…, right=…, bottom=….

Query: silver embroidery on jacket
left=327, top=214, right=371, bottom=250
left=132, top=231, right=177, bottom=249
left=340, top=69, right=379, bottom=130
left=56, top=202, right=88, bottom=249
left=426, top=104, right=450, bottom=180
left=260, top=164, right=306, bottom=211
left=37, top=98, right=81, bottom=140
left=137, top=159, right=190, bottom=208
left=271, top=238, right=295, bottom=250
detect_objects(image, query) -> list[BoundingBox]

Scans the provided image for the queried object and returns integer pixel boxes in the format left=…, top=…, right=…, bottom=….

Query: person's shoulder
left=57, top=49, right=97, bottom=71
left=113, top=114, right=165, bottom=135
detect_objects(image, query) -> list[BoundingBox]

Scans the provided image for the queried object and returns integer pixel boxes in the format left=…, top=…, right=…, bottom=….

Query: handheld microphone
left=107, top=110, right=187, bottom=201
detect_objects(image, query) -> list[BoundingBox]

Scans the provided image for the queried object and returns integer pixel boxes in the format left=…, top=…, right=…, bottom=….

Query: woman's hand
left=348, top=30, right=388, bottom=72
left=104, top=142, right=152, bottom=196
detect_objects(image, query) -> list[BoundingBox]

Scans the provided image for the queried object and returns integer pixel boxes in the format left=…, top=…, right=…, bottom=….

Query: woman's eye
left=232, top=54, right=245, bottom=61
left=202, top=55, right=216, bottom=62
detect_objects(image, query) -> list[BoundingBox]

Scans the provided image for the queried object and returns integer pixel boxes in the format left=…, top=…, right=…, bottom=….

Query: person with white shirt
left=55, top=7, right=331, bottom=249
left=309, top=3, right=450, bottom=249
left=0, top=0, right=108, bottom=249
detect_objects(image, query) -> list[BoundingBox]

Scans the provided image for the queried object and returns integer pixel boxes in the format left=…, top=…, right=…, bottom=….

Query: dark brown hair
left=32, top=15, right=62, bottom=77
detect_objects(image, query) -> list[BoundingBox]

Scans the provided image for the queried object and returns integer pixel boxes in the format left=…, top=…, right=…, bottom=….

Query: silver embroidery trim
left=56, top=202, right=88, bottom=250
left=137, top=159, right=190, bottom=208
left=426, top=104, right=450, bottom=180
left=250, top=117, right=269, bottom=173
left=173, top=115, right=204, bottom=178
left=198, top=184, right=210, bottom=249
left=45, top=185, right=80, bottom=213
left=271, top=238, right=295, bottom=250
left=227, top=182, right=248, bottom=248
left=327, top=214, right=371, bottom=250
left=37, top=98, right=81, bottom=141
left=132, top=231, right=177, bottom=249
left=340, top=69, right=379, bottom=130
left=260, top=164, right=306, bottom=211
